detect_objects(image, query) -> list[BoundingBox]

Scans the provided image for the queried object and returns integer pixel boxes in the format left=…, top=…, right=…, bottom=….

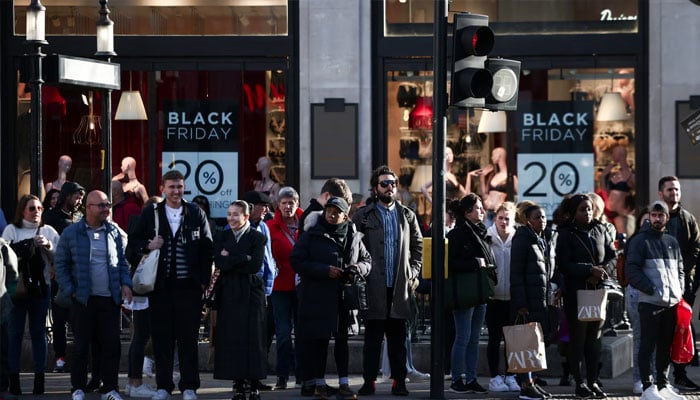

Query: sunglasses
left=27, top=205, right=44, bottom=212
left=89, top=203, right=112, bottom=209
left=379, top=179, right=397, bottom=188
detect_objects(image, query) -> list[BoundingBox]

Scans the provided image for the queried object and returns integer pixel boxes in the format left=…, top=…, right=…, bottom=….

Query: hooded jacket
left=625, top=223, right=684, bottom=308
left=487, top=224, right=514, bottom=300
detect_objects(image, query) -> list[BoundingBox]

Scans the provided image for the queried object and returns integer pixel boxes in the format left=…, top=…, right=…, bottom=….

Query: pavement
left=7, top=367, right=700, bottom=400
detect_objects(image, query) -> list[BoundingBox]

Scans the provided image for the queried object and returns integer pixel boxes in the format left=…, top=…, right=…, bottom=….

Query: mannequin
left=253, top=156, right=280, bottom=203
left=421, top=147, right=467, bottom=203
left=112, top=156, right=149, bottom=205
left=466, top=147, right=518, bottom=213
left=599, top=144, right=635, bottom=221
left=45, top=155, right=72, bottom=193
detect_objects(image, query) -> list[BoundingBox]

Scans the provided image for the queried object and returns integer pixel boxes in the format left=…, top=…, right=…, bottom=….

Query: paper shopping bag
left=576, top=288, right=608, bottom=322
left=503, top=322, right=547, bottom=373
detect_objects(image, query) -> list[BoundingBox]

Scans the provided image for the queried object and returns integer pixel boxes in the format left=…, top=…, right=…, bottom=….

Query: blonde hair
left=587, top=192, right=605, bottom=221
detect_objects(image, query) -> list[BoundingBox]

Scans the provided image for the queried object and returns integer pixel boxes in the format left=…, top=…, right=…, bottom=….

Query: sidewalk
left=9, top=367, right=700, bottom=400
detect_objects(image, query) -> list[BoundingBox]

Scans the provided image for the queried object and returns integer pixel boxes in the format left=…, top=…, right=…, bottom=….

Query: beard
left=377, top=191, right=395, bottom=205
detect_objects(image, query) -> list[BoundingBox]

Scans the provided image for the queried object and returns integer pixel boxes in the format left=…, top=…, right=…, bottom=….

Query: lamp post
left=95, top=0, right=116, bottom=201
left=26, top=0, right=48, bottom=198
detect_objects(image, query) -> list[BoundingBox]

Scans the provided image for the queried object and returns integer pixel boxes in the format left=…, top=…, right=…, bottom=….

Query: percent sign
left=550, top=161, right=579, bottom=196
left=195, top=160, right=224, bottom=195
left=558, top=173, right=572, bottom=186
left=203, top=171, right=217, bottom=184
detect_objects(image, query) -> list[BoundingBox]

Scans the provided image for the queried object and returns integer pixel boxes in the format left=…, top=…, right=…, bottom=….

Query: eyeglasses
left=27, top=205, right=43, bottom=212
left=88, top=203, right=112, bottom=209
left=379, top=179, right=397, bottom=188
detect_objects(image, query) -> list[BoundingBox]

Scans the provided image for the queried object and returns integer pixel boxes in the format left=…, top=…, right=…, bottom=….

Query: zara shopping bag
left=132, top=205, right=159, bottom=295
left=503, top=320, right=547, bottom=373
left=576, top=287, right=608, bottom=322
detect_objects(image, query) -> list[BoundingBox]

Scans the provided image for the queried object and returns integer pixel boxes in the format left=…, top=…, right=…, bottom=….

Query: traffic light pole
left=429, top=1, right=447, bottom=399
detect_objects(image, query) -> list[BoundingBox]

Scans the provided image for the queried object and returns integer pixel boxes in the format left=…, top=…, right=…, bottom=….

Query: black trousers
left=128, top=307, right=151, bottom=379
left=51, top=303, right=71, bottom=359
left=485, top=299, right=510, bottom=377
left=564, top=296, right=604, bottom=385
left=150, top=279, right=203, bottom=393
left=70, top=296, right=121, bottom=393
left=639, top=302, right=677, bottom=389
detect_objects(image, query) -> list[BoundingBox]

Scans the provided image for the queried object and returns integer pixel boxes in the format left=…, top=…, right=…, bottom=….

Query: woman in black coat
left=555, top=194, right=616, bottom=399
left=510, top=203, right=558, bottom=399
left=212, top=200, right=267, bottom=400
left=290, top=197, right=371, bottom=399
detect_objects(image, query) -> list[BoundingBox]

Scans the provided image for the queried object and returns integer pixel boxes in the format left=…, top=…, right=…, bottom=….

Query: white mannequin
left=45, top=155, right=72, bottom=193
left=112, top=156, right=149, bottom=204
left=253, top=156, right=280, bottom=204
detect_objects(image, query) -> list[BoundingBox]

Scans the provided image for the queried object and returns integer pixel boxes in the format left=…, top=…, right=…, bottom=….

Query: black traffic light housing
left=484, top=58, right=521, bottom=111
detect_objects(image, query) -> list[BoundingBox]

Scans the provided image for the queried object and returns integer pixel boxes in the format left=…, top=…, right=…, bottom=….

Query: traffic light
left=450, top=13, right=521, bottom=111
left=450, top=13, right=494, bottom=108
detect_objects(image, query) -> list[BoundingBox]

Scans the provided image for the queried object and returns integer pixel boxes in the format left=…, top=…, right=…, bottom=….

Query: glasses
left=88, top=203, right=112, bottom=209
left=27, top=205, right=44, bottom=212
left=379, top=179, right=397, bottom=188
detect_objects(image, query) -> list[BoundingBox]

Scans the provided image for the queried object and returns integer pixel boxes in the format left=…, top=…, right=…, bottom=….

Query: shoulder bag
left=132, top=205, right=159, bottom=295
left=342, top=273, right=368, bottom=311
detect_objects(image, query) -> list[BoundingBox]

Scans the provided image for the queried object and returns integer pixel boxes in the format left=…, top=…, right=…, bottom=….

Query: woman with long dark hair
left=555, top=194, right=616, bottom=399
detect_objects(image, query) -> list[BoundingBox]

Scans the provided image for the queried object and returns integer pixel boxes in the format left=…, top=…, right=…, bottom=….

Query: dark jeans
left=150, top=279, right=203, bottom=393
left=485, top=299, right=510, bottom=377
left=363, top=317, right=407, bottom=382
left=128, top=307, right=151, bottom=379
left=8, top=291, right=50, bottom=373
left=639, top=302, right=677, bottom=390
left=564, top=295, right=604, bottom=385
left=51, top=303, right=71, bottom=359
left=334, top=310, right=350, bottom=378
left=270, top=291, right=298, bottom=379
left=70, top=296, right=121, bottom=394
left=0, top=321, right=8, bottom=391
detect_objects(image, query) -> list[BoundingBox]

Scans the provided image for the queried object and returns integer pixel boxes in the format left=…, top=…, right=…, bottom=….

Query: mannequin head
left=611, top=145, right=627, bottom=164
left=491, top=147, right=506, bottom=165
left=58, top=155, right=72, bottom=174
left=256, top=156, right=271, bottom=173
left=445, top=147, right=454, bottom=164
left=121, top=156, right=137, bottom=174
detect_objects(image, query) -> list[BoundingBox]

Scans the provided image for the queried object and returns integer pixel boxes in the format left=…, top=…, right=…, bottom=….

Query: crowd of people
left=0, top=162, right=699, bottom=400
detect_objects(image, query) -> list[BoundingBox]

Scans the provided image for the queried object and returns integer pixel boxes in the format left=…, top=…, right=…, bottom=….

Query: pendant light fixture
left=115, top=71, right=147, bottom=120
left=596, top=69, right=628, bottom=122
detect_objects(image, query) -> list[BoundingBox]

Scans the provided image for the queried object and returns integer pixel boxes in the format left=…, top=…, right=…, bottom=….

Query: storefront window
left=14, top=0, right=288, bottom=36
left=387, top=66, right=636, bottom=234
left=385, top=0, right=637, bottom=36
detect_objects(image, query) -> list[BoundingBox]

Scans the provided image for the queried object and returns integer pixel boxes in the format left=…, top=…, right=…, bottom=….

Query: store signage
left=680, top=107, right=700, bottom=146
left=162, top=99, right=239, bottom=218
left=44, top=54, right=120, bottom=90
left=600, top=9, right=637, bottom=21
left=517, top=101, right=595, bottom=213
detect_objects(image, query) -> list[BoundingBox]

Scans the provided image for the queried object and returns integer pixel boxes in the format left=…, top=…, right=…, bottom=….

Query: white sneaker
left=101, top=390, right=125, bottom=400
left=151, top=389, right=172, bottom=400
left=660, top=386, right=687, bottom=400
left=130, top=384, right=158, bottom=398
left=505, top=375, right=521, bottom=392
left=72, top=389, right=86, bottom=400
left=182, top=389, right=197, bottom=400
left=407, top=370, right=431, bottom=382
left=489, top=375, right=510, bottom=392
left=633, top=380, right=643, bottom=395
left=142, top=357, right=155, bottom=378
left=641, top=385, right=665, bottom=400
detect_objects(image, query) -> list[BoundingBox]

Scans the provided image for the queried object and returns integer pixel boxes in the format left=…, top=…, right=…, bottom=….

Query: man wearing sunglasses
left=352, top=165, right=423, bottom=397
left=54, top=190, right=133, bottom=400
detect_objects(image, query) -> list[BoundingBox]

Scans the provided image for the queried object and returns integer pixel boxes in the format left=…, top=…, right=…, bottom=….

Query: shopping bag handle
left=512, top=313, right=529, bottom=325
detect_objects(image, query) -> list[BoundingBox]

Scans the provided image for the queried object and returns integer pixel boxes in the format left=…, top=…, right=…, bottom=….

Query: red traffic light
left=459, top=26, right=494, bottom=57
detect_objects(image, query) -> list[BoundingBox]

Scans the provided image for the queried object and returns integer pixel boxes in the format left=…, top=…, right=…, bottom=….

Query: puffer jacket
left=487, top=224, right=514, bottom=300
left=54, top=218, right=132, bottom=306
left=625, top=224, right=684, bottom=308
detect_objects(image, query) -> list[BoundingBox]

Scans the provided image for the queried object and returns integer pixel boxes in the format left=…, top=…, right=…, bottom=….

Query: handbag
left=444, top=265, right=496, bottom=309
left=576, top=285, right=608, bottom=322
left=132, top=205, right=159, bottom=295
left=11, top=268, right=29, bottom=302
left=342, top=273, right=368, bottom=311
left=671, top=298, right=695, bottom=364
left=503, top=316, right=548, bottom=373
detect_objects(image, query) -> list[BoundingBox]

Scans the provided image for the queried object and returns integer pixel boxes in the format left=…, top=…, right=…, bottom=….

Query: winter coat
left=446, top=219, right=497, bottom=307
left=487, top=224, right=514, bottom=300
left=2, top=222, right=60, bottom=294
left=290, top=211, right=371, bottom=338
left=266, top=207, right=305, bottom=292
left=625, top=224, right=684, bottom=308
left=666, top=206, right=700, bottom=293
left=351, top=201, right=422, bottom=320
left=510, top=225, right=558, bottom=323
left=54, top=218, right=132, bottom=306
left=212, top=224, right=267, bottom=380
left=0, top=238, right=18, bottom=322
left=555, top=220, right=616, bottom=303
left=125, top=200, right=213, bottom=290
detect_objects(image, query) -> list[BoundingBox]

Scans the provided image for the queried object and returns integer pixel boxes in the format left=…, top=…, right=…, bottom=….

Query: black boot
left=33, top=372, right=45, bottom=395
left=9, top=373, right=21, bottom=395
left=559, top=362, right=572, bottom=386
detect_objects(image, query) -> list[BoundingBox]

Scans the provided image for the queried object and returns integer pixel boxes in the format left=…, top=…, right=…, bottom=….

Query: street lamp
left=26, top=0, right=48, bottom=198
left=95, top=0, right=116, bottom=201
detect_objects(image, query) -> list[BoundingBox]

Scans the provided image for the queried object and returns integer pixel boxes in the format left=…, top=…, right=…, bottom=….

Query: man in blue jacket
left=54, top=190, right=133, bottom=400
left=626, top=201, right=686, bottom=400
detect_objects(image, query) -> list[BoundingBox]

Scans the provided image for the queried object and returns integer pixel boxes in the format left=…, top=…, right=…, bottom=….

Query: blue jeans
left=271, top=291, right=298, bottom=379
left=8, top=291, right=50, bottom=373
left=451, top=304, right=486, bottom=383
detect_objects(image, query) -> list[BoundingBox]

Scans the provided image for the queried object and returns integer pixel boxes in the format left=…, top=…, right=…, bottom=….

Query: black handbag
left=342, top=274, right=368, bottom=311
left=444, top=266, right=496, bottom=309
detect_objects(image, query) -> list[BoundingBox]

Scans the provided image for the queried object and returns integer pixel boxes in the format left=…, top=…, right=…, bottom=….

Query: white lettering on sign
left=168, top=112, right=234, bottom=125
left=508, top=350, right=542, bottom=370
left=521, top=128, right=587, bottom=142
left=165, top=127, right=231, bottom=141
left=522, top=112, right=589, bottom=126
left=600, top=9, right=638, bottom=21
left=578, top=305, right=602, bottom=320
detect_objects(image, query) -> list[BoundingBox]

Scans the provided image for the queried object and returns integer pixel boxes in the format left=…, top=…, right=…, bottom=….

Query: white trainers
left=407, top=370, right=431, bottom=382
left=633, top=380, right=643, bottom=395
left=142, top=357, right=155, bottom=378
left=641, top=385, right=664, bottom=400
left=151, top=389, right=172, bottom=400
left=130, top=384, right=157, bottom=398
left=489, top=375, right=510, bottom=392
left=182, top=389, right=197, bottom=400
left=505, top=375, right=521, bottom=391
left=660, top=386, right=687, bottom=400
left=101, top=390, right=125, bottom=400
left=72, top=389, right=86, bottom=400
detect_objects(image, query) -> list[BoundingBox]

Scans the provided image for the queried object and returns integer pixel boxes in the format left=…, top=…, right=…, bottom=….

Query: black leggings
left=485, top=299, right=510, bottom=377
left=564, top=296, right=604, bottom=385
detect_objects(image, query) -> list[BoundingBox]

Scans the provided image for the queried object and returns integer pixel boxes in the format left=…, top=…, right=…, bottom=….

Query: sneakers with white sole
left=101, top=389, right=125, bottom=400
left=151, top=389, right=172, bottom=400
left=660, top=386, right=687, bottom=400
left=182, top=389, right=197, bottom=400
left=505, top=375, right=521, bottom=392
left=489, top=375, right=510, bottom=392
left=130, top=384, right=157, bottom=398
left=641, top=385, right=664, bottom=400
left=633, top=380, right=643, bottom=395
left=407, top=370, right=430, bottom=382
left=142, top=357, right=155, bottom=378
left=72, top=389, right=86, bottom=400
